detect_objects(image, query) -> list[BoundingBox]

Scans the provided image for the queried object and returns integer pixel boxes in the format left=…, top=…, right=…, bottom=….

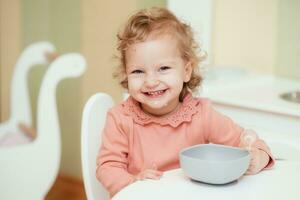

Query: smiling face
left=125, top=34, right=192, bottom=116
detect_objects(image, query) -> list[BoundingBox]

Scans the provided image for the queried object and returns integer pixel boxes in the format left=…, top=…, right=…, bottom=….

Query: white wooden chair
left=0, top=41, right=56, bottom=145
left=81, top=93, right=114, bottom=200
left=0, top=53, right=86, bottom=200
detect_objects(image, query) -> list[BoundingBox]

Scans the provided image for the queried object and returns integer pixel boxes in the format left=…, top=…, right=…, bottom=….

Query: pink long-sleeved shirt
left=96, top=94, right=274, bottom=197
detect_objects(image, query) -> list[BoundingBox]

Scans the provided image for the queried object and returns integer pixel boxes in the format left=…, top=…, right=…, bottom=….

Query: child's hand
left=245, top=148, right=269, bottom=175
left=134, top=163, right=163, bottom=181
left=134, top=169, right=163, bottom=180
left=239, top=129, right=269, bottom=175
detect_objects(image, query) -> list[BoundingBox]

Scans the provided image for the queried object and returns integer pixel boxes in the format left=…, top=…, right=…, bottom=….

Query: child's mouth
left=144, top=89, right=167, bottom=98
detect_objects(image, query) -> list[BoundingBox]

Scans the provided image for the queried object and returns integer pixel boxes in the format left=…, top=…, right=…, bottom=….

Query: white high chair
left=0, top=53, right=86, bottom=200
left=81, top=93, right=114, bottom=200
left=0, top=41, right=56, bottom=144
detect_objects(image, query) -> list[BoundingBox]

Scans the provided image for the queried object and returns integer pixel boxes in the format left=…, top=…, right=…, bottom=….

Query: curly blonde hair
left=114, top=7, right=206, bottom=101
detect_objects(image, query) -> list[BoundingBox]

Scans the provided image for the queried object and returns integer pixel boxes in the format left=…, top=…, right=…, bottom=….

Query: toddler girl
left=96, top=7, right=274, bottom=197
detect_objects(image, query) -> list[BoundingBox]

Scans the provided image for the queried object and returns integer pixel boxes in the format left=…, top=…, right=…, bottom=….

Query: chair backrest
left=81, top=93, right=114, bottom=200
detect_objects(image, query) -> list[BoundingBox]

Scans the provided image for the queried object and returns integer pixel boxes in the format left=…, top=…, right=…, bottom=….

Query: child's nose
left=144, top=74, right=159, bottom=88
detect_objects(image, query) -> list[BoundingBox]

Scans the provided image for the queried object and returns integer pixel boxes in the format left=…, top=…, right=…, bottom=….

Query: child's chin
left=143, top=104, right=167, bottom=114
left=148, top=102, right=166, bottom=109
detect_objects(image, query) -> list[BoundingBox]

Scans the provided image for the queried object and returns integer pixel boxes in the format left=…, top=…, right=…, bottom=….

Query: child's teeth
left=148, top=90, right=163, bottom=95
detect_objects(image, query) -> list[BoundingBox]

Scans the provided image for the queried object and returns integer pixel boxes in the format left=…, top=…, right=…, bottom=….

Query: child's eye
left=131, top=69, right=144, bottom=74
left=159, top=66, right=171, bottom=71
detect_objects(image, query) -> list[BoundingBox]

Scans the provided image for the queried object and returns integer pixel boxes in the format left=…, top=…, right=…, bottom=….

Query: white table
left=113, top=161, right=300, bottom=200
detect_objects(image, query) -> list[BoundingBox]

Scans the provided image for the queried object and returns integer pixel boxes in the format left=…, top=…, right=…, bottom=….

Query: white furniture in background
left=81, top=93, right=114, bottom=200
left=0, top=41, right=56, bottom=144
left=0, top=53, right=86, bottom=200
left=200, top=74, right=300, bottom=159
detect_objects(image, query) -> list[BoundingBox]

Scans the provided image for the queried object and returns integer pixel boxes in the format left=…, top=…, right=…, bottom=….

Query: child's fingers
left=245, top=164, right=256, bottom=175
left=245, top=162, right=254, bottom=175
left=143, top=170, right=163, bottom=180
left=245, top=151, right=257, bottom=175
left=151, top=163, right=157, bottom=170
left=246, top=166, right=259, bottom=175
left=146, top=169, right=163, bottom=177
left=135, top=169, right=163, bottom=180
left=245, top=147, right=269, bottom=175
left=245, top=154, right=261, bottom=175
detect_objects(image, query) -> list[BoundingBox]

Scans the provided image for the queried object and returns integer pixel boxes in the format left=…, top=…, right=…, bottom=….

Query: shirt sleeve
left=96, top=109, right=135, bottom=197
left=202, top=100, right=275, bottom=169
left=203, top=100, right=243, bottom=146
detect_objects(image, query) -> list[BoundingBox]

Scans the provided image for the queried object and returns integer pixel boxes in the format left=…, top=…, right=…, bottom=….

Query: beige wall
left=213, top=0, right=278, bottom=73
left=212, top=0, right=300, bottom=79
left=81, top=0, right=137, bottom=104
left=81, top=0, right=166, bottom=104
left=138, top=0, right=166, bottom=8
left=276, top=0, right=300, bottom=79
left=0, top=0, right=21, bottom=121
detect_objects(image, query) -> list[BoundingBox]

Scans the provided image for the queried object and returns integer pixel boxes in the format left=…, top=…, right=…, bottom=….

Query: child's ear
left=184, top=61, right=192, bottom=82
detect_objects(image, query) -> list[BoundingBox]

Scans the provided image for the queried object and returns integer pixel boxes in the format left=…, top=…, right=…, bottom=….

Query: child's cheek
left=160, top=72, right=184, bottom=86
left=128, top=77, right=143, bottom=90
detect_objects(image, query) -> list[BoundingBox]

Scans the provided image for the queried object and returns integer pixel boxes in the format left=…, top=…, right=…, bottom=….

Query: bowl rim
left=180, top=143, right=250, bottom=163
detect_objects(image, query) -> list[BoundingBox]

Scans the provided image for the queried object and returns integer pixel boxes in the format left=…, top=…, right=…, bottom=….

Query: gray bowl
left=179, top=144, right=250, bottom=184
